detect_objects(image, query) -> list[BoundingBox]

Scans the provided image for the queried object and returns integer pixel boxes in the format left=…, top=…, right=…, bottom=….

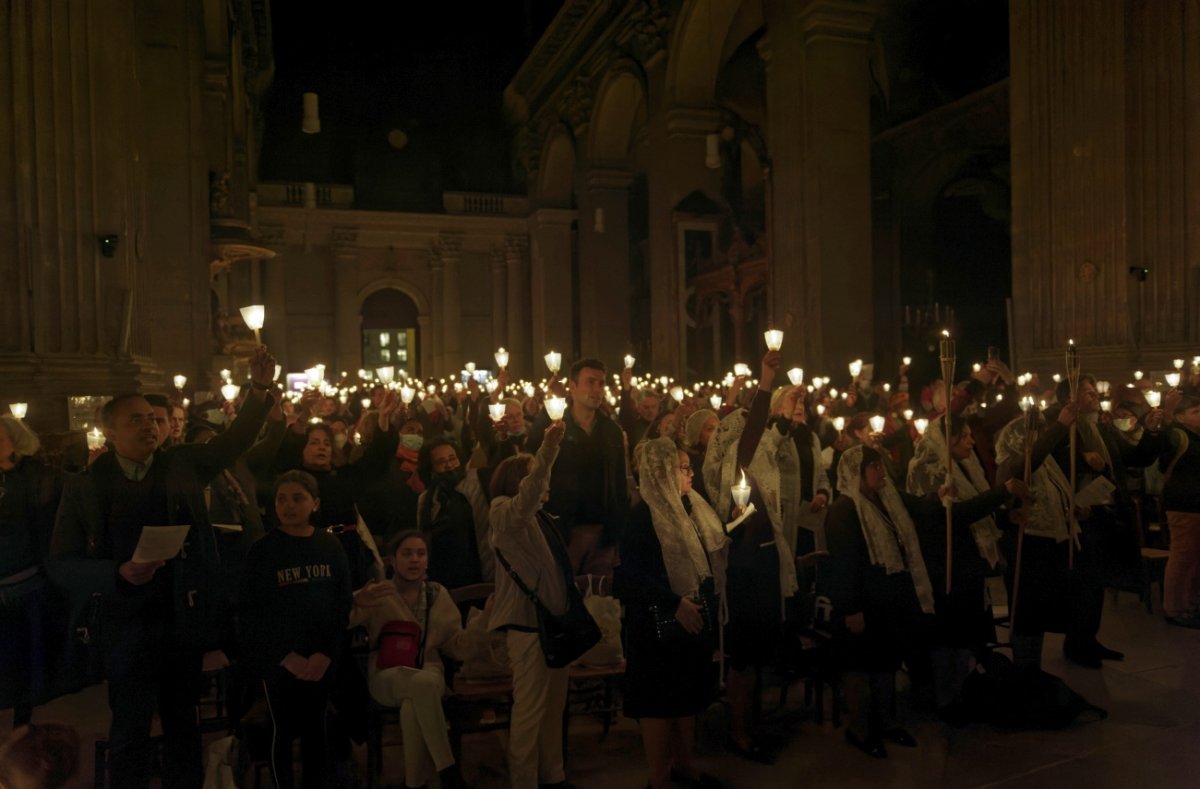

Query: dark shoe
left=1094, top=642, right=1124, bottom=661
left=670, top=768, right=725, bottom=788
left=725, top=738, right=774, bottom=765
left=439, top=764, right=469, bottom=789
left=845, top=729, right=887, bottom=759
left=1063, top=641, right=1102, bottom=669
left=884, top=727, right=917, bottom=747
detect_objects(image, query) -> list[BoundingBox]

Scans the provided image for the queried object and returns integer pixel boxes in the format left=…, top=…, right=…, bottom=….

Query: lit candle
left=399, top=385, right=416, bottom=405
left=709, top=393, right=722, bottom=409
left=9, top=402, right=28, bottom=419
left=305, top=367, right=322, bottom=387
left=731, top=470, right=751, bottom=509
left=1146, top=390, right=1162, bottom=408
left=544, top=351, right=562, bottom=374
left=902, top=408, right=913, bottom=421
left=883, top=383, right=891, bottom=393
left=545, top=395, right=567, bottom=421
left=972, top=363, right=982, bottom=373
left=86, top=426, right=105, bottom=450
left=1020, top=396, right=1035, bottom=413
left=360, top=398, right=371, bottom=409
left=488, top=403, right=506, bottom=422
left=1096, top=380, right=1111, bottom=396
left=869, top=414, right=886, bottom=433
left=220, top=368, right=232, bottom=382
left=1166, top=372, right=1181, bottom=388
left=764, top=329, right=784, bottom=351
left=848, top=359, right=863, bottom=378
left=787, top=367, right=804, bottom=386
left=1174, top=358, right=1185, bottom=371
left=1052, top=374, right=1062, bottom=383
left=494, top=348, right=509, bottom=369
left=829, top=388, right=839, bottom=398
left=338, top=393, right=348, bottom=404
left=523, top=383, right=536, bottom=398
left=1100, top=399, right=1112, bottom=412
left=273, top=364, right=283, bottom=381
left=902, top=356, right=912, bottom=366
left=811, top=377, right=824, bottom=389
left=454, top=382, right=464, bottom=393
left=465, top=362, right=476, bottom=375
left=670, top=386, right=684, bottom=403
left=220, top=383, right=240, bottom=401
left=486, top=379, right=499, bottom=394
left=816, top=404, right=826, bottom=416
left=1134, top=370, right=1144, bottom=381
left=940, top=330, right=955, bottom=360
left=659, top=375, right=670, bottom=388
left=833, top=416, right=845, bottom=432
left=376, top=366, right=395, bottom=385
left=239, top=304, right=265, bottom=343
left=624, top=354, right=636, bottom=370
left=173, top=374, right=187, bottom=390
left=914, top=418, right=929, bottom=435
left=733, top=363, right=751, bottom=377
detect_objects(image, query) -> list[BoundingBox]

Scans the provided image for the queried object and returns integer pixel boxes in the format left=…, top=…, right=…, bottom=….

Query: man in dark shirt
left=529, top=358, right=629, bottom=578
left=49, top=347, right=276, bottom=789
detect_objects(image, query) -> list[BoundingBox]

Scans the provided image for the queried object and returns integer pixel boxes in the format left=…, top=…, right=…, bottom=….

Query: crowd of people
left=1, top=341, right=1199, bottom=788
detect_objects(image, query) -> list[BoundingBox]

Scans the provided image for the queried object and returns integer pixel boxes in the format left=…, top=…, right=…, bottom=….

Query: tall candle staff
left=1065, top=339, right=1081, bottom=570
left=1010, top=396, right=1038, bottom=637
left=939, top=330, right=956, bottom=594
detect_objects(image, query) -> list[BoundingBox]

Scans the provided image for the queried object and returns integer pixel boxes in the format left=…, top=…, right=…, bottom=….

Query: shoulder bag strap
left=494, top=548, right=549, bottom=613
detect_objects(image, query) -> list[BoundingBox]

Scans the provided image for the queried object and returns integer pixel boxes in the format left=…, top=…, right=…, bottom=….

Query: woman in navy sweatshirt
left=241, top=470, right=352, bottom=788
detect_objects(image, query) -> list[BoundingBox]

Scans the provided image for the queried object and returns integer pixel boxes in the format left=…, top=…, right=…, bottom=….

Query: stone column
left=528, top=209, right=577, bottom=363
left=577, top=168, right=633, bottom=365
left=437, top=233, right=463, bottom=374
left=331, top=228, right=360, bottom=378
left=1010, top=0, right=1200, bottom=374
left=490, top=248, right=507, bottom=355
left=428, top=256, right=444, bottom=376
left=505, top=234, right=531, bottom=377
left=762, top=0, right=877, bottom=371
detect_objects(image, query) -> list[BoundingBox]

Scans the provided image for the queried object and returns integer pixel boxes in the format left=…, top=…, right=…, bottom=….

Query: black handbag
left=495, top=514, right=600, bottom=668
left=649, top=576, right=718, bottom=644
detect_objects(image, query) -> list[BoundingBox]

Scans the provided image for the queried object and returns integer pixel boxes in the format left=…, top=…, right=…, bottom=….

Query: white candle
left=709, top=394, right=722, bottom=410
left=624, top=354, right=636, bottom=370
left=546, top=396, right=567, bottom=421
left=733, top=363, right=751, bottom=377
left=376, top=366, right=395, bottom=385
left=670, top=386, right=684, bottom=402
left=816, top=404, right=826, bottom=416
left=523, top=383, right=536, bottom=398
left=494, top=348, right=509, bottom=369
left=1134, top=370, right=1144, bottom=381
left=486, top=379, right=499, bottom=394
left=764, top=329, right=783, bottom=351
left=465, top=362, right=476, bottom=374
left=787, top=367, right=804, bottom=386
left=869, top=415, right=886, bottom=433
left=914, top=418, right=929, bottom=435
left=1174, top=358, right=1185, bottom=371
left=833, top=416, right=845, bottom=432
left=399, top=385, right=416, bottom=405
left=544, top=351, right=562, bottom=374
left=902, top=408, right=914, bottom=421
left=239, top=305, right=265, bottom=342
left=1146, top=390, right=1162, bottom=408
left=173, top=374, right=187, bottom=390
left=1166, top=372, right=1181, bottom=388
left=488, top=403, right=506, bottom=422
left=220, top=383, right=240, bottom=402
left=849, top=359, right=863, bottom=378
left=731, top=470, right=751, bottom=509
left=902, top=356, right=912, bottom=366
left=9, top=402, right=28, bottom=419
left=86, top=427, right=105, bottom=450
left=360, top=398, right=371, bottom=410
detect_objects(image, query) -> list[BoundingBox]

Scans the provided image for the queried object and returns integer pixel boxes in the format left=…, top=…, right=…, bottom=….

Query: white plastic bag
left=577, top=575, right=624, bottom=667
left=202, top=735, right=237, bottom=789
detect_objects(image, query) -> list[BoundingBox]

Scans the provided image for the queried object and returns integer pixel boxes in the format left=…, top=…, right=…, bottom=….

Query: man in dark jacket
left=529, top=357, right=629, bottom=578
left=48, top=347, right=276, bottom=789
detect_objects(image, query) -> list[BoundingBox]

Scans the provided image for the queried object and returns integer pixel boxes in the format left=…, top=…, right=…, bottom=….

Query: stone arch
left=537, top=126, right=576, bottom=207
left=356, top=278, right=430, bottom=316
left=356, top=279, right=431, bottom=377
left=666, top=0, right=757, bottom=107
left=587, top=63, right=648, bottom=164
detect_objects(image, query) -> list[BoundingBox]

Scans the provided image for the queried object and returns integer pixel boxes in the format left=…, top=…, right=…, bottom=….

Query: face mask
left=1113, top=418, right=1136, bottom=433
left=400, top=434, right=424, bottom=451
left=333, top=433, right=348, bottom=449
left=432, top=468, right=465, bottom=489
left=508, top=425, right=526, bottom=437
left=205, top=409, right=226, bottom=425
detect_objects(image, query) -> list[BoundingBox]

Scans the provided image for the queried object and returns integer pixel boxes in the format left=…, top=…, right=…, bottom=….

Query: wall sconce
left=705, top=133, right=720, bottom=169
left=302, top=92, right=320, bottom=134
left=98, top=234, right=119, bottom=258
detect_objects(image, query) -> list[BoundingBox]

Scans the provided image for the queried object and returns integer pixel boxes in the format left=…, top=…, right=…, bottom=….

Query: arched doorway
left=361, top=288, right=420, bottom=376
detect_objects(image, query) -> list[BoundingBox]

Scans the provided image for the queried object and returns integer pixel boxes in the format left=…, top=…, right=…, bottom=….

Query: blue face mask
left=400, top=434, right=424, bottom=451
left=508, top=424, right=526, bottom=437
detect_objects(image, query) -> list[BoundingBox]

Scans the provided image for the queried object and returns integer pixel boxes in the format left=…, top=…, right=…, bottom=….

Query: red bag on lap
left=376, top=620, right=423, bottom=670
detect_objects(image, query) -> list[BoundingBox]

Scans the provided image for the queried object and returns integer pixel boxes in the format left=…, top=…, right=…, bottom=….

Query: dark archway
left=361, top=288, right=420, bottom=376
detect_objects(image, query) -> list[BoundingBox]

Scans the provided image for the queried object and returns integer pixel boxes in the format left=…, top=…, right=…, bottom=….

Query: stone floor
left=8, top=589, right=1200, bottom=788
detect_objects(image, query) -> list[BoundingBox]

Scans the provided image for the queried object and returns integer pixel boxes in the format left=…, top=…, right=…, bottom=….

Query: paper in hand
left=132, top=525, right=191, bottom=563
left=1075, top=476, right=1116, bottom=509
left=725, top=502, right=757, bottom=533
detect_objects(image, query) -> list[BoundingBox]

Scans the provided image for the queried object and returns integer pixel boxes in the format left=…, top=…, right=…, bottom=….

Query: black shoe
left=670, top=769, right=725, bottom=788
left=1094, top=642, right=1125, bottom=661
left=883, top=727, right=917, bottom=747
left=845, top=729, right=887, bottom=759
left=725, top=738, right=774, bottom=765
left=439, top=764, right=469, bottom=789
left=1063, top=642, right=1102, bottom=669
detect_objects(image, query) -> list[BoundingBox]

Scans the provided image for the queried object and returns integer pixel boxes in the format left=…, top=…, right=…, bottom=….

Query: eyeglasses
left=678, top=464, right=694, bottom=475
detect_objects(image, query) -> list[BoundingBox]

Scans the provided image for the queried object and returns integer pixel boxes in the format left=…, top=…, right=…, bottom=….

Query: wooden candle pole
left=1066, top=340, right=1081, bottom=570
left=1010, top=400, right=1038, bottom=638
left=939, top=330, right=956, bottom=595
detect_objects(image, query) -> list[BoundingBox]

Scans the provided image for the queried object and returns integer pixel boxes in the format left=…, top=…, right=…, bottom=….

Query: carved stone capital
left=623, top=0, right=671, bottom=63
left=559, top=74, right=594, bottom=132
left=331, top=227, right=359, bottom=248
left=435, top=232, right=464, bottom=259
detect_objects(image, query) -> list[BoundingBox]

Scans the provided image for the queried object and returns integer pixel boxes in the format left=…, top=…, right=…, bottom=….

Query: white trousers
left=370, top=665, right=453, bottom=788
left=505, top=630, right=569, bottom=788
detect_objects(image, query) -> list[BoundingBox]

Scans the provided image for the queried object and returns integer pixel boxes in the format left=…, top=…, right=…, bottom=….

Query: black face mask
left=431, top=468, right=466, bottom=490
left=770, top=416, right=791, bottom=436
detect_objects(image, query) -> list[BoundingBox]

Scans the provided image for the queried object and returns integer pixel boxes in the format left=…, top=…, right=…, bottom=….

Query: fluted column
left=528, top=209, right=577, bottom=362
left=505, top=234, right=531, bottom=377
left=437, top=233, right=463, bottom=374
left=578, top=168, right=633, bottom=366
left=332, top=228, right=360, bottom=376
left=428, top=256, right=444, bottom=376
left=762, top=0, right=877, bottom=371
left=490, top=248, right=507, bottom=356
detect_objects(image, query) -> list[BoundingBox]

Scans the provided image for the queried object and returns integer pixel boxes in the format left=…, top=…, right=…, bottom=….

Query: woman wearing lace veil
left=701, top=351, right=798, bottom=762
left=616, top=437, right=729, bottom=789
left=824, top=444, right=1019, bottom=758
left=906, top=413, right=1010, bottom=715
